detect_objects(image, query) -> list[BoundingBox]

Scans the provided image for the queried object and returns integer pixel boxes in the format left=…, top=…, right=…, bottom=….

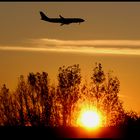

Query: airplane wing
left=59, top=15, right=65, bottom=19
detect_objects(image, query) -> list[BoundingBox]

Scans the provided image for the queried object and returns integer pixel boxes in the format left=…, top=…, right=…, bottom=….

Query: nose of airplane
left=82, top=19, right=85, bottom=22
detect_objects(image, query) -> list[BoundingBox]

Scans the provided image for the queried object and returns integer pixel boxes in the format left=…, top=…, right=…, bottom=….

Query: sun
left=78, top=110, right=101, bottom=130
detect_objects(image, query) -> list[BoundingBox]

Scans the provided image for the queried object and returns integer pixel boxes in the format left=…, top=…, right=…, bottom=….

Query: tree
left=91, top=63, right=124, bottom=126
left=28, top=72, right=53, bottom=126
left=58, top=64, right=81, bottom=126
left=0, top=84, right=10, bottom=125
left=49, top=85, right=62, bottom=126
left=0, top=63, right=138, bottom=128
left=0, top=84, right=18, bottom=125
left=102, top=72, right=124, bottom=126
left=16, top=75, right=27, bottom=126
left=91, top=63, right=106, bottom=111
left=123, top=110, right=140, bottom=126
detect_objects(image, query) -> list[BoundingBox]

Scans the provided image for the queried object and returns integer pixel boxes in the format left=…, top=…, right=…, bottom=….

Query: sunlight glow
left=78, top=109, right=102, bottom=130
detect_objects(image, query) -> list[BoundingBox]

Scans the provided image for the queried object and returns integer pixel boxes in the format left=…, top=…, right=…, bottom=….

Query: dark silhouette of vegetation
left=57, top=64, right=81, bottom=126
left=0, top=63, right=140, bottom=131
left=90, top=63, right=124, bottom=126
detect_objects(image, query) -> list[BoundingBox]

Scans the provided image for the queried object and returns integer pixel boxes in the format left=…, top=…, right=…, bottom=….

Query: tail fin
left=40, top=11, right=49, bottom=20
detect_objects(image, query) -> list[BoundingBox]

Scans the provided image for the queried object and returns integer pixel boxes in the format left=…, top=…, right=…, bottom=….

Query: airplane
left=39, top=11, right=85, bottom=26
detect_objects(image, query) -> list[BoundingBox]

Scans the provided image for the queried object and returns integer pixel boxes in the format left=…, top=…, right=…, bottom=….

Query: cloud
left=35, top=38, right=140, bottom=48
left=1, top=38, right=140, bottom=55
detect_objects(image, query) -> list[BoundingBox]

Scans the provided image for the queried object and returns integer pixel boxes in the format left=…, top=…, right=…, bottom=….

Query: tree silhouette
left=91, top=63, right=106, bottom=111
left=0, top=84, right=11, bottom=125
left=102, top=72, right=124, bottom=126
left=0, top=62, right=139, bottom=129
left=91, top=63, right=124, bottom=126
left=0, top=84, right=19, bottom=125
left=123, top=110, right=140, bottom=126
left=57, top=64, right=81, bottom=126
left=27, top=72, right=53, bottom=126
left=14, top=75, right=35, bottom=126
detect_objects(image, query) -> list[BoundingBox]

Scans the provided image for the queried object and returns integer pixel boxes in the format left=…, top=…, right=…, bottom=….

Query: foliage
left=58, top=64, right=81, bottom=126
left=0, top=63, right=139, bottom=127
left=90, top=63, right=125, bottom=126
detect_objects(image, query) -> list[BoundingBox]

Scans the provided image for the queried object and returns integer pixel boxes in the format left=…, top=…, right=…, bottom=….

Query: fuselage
left=40, top=11, right=85, bottom=25
left=46, top=18, right=85, bottom=24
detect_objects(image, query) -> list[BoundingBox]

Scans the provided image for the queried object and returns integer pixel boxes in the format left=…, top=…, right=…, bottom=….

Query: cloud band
left=1, top=38, right=140, bottom=55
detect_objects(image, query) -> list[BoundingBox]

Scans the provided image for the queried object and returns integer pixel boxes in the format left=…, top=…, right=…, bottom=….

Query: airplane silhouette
left=39, top=11, right=85, bottom=26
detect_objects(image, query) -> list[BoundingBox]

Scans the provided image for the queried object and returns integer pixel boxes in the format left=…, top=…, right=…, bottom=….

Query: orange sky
left=0, top=2, right=140, bottom=113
